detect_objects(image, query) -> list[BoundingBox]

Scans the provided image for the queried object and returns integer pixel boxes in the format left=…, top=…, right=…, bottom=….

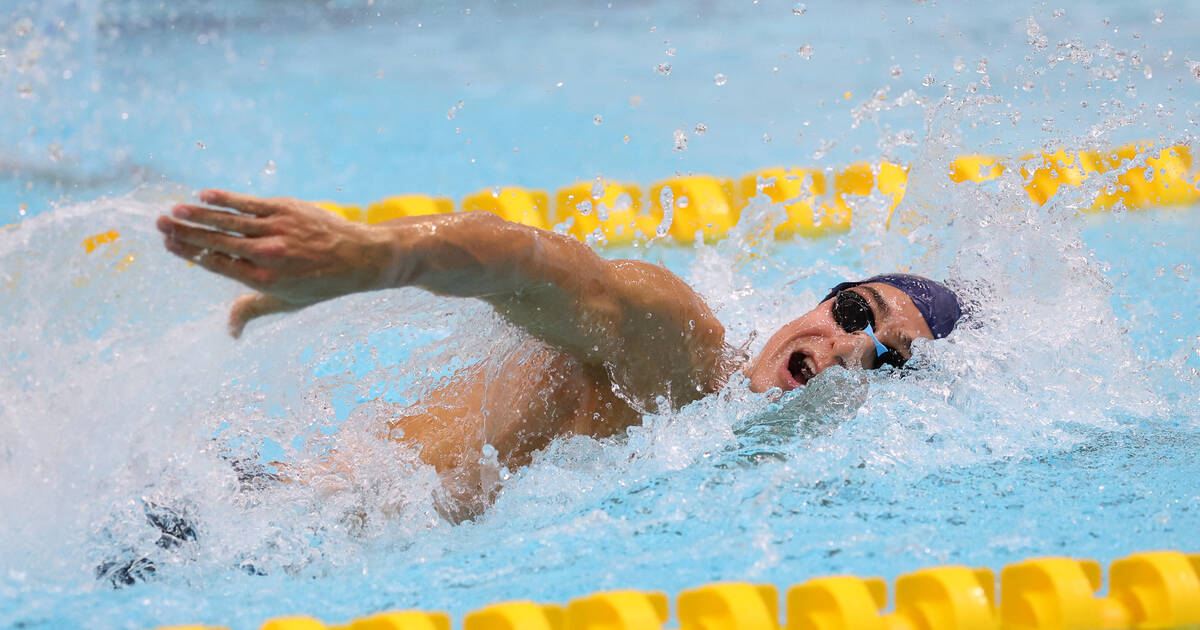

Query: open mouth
left=787, top=351, right=816, bottom=387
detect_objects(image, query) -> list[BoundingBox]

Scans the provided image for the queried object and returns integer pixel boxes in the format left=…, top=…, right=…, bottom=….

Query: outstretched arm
left=157, top=190, right=728, bottom=404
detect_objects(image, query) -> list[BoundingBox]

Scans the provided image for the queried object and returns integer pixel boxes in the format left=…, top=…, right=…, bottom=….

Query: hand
left=157, top=189, right=391, bottom=336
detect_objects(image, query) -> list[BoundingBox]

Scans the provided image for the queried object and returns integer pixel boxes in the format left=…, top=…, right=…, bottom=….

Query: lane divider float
left=305, top=142, right=1196, bottom=246
left=70, top=141, right=1197, bottom=257
left=154, top=549, right=1200, bottom=630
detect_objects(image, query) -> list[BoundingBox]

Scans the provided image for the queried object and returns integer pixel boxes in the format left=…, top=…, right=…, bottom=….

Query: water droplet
left=576, top=200, right=593, bottom=215
left=665, top=47, right=676, bottom=57
left=590, top=181, right=605, bottom=199
left=614, top=193, right=633, bottom=211
left=120, top=112, right=128, bottom=120
left=556, top=81, right=563, bottom=87
left=196, top=141, right=206, bottom=149
left=1153, top=10, right=1164, bottom=24
left=713, top=73, right=727, bottom=86
left=1144, top=66, right=1153, bottom=79
left=953, top=57, right=965, bottom=72
left=1189, top=61, right=1200, bottom=82
left=693, top=123, right=707, bottom=135
left=762, top=133, right=772, bottom=143
left=792, top=3, right=807, bottom=15
left=18, top=203, right=27, bottom=216
left=890, top=65, right=902, bottom=78
left=261, top=160, right=276, bottom=175
left=655, top=63, right=672, bottom=76
left=1052, top=8, right=1065, bottom=18
left=673, top=129, right=688, bottom=151
left=593, top=114, right=603, bottom=125
left=796, top=44, right=814, bottom=59
left=922, top=74, right=936, bottom=86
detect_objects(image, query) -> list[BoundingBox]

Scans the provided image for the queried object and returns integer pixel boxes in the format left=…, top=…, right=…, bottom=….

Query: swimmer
left=156, top=190, right=962, bottom=517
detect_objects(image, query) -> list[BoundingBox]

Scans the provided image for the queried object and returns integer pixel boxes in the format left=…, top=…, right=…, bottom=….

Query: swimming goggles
left=831, top=290, right=906, bottom=369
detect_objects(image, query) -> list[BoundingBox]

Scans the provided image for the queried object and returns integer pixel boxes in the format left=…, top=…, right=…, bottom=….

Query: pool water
left=2, top=1, right=1199, bottom=629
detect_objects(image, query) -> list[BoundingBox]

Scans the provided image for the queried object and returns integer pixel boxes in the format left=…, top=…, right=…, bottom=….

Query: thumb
left=229, top=293, right=296, bottom=338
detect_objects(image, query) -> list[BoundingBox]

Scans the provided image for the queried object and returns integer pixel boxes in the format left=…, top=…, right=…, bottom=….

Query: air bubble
left=1153, top=10, right=1164, bottom=24
left=792, top=3, right=806, bottom=15
left=890, top=65, right=902, bottom=78
left=796, top=44, right=814, bottom=59
left=261, top=160, right=276, bottom=175
left=713, top=73, right=727, bottom=86
left=762, top=133, right=772, bottom=143
left=953, top=57, right=965, bottom=72
left=14, top=17, right=32, bottom=37
left=590, top=181, right=605, bottom=199
left=576, top=200, right=593, bottom=215
left=922, top=74, right=936, bottom=86
left=1052, top=8, right=1065, bottom=18
left=673, top=129, right=688, bottom=151
left=693, top=123, right=707, bottom=135
left=593, top=114, right=603, bottom=125
left=195, top=141, right=206, bottom=149
left=665, top=47, right=676, bottom=57
left=1189, top=61, right=1200, bottom=82
left=655, top=63, right=672, bottom=76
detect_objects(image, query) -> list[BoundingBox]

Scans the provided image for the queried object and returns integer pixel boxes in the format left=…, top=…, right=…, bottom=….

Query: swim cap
left=822, top=273, right=963, bottom=339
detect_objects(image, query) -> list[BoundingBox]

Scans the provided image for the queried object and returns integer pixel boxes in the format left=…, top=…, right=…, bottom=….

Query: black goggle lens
left=832, top=290, right=875, bottom=333
left=831, top=289, right=908, bottom=370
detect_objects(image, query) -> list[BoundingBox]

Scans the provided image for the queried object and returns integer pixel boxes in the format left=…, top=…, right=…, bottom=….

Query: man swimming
left=156, top=189, right=962, bottom=516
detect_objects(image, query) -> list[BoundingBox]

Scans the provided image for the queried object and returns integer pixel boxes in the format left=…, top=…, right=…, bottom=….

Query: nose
left=826, top=330, right=875, bottom=370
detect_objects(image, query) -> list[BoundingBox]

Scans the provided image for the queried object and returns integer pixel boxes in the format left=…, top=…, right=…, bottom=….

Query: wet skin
left=156, top=191, right=934, bottom=514
left=744, top=283, right=934, bottom=393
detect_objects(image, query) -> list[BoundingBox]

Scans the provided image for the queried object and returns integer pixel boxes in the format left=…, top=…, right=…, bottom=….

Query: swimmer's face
left=745, top=282, right=934, bottom=393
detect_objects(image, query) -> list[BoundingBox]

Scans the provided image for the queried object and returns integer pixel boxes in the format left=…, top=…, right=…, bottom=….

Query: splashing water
left=2, top=2, right=1199, bottom=629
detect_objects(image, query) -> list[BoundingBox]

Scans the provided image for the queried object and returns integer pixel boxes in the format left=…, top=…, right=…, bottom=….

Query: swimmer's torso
left=384, top=341, right=643, bottom=514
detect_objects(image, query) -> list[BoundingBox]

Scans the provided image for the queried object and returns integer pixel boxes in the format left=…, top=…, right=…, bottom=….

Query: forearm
left=373, top=211, right=610, bottom=302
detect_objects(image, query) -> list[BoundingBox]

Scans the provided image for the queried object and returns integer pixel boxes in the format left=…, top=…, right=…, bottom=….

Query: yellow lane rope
left=156, top=549, right=1200, bottom=630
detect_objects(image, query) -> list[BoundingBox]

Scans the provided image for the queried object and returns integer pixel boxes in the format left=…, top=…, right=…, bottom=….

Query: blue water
left=2, top=1, right=1199, bottom=629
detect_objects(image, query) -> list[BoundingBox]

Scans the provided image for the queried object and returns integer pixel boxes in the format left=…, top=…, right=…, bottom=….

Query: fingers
left=197, top=189, right=281, bottom=216
left=162, top=232, right=264, bottom=285
left=172, top=204, right=269, bottom=236
left=229, top=293, right=297, bottom=338
left=157, top=214, right=260, bottom=259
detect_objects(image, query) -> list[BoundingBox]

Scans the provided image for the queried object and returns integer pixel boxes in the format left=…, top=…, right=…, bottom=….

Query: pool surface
left=1, top=1, right=1199, bottom=628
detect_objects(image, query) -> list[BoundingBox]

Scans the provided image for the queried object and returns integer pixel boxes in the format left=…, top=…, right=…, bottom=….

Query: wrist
left=359, top=222, right=411, bottom=291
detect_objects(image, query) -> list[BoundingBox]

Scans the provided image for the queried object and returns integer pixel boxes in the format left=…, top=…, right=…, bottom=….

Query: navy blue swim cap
left=822, top=273, right=963, bottom=339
